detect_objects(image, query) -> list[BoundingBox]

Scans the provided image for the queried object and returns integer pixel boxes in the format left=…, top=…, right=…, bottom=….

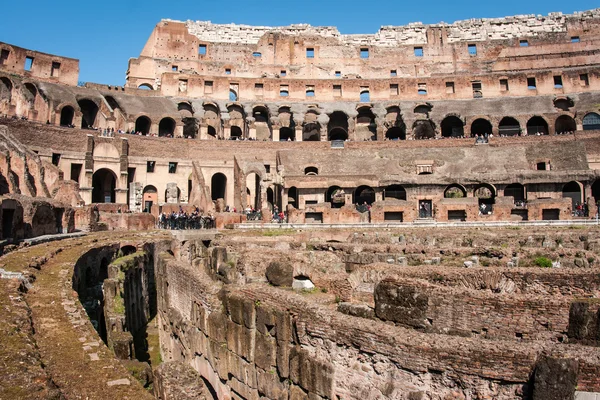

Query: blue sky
left=1, top=0, right=597, bottom=86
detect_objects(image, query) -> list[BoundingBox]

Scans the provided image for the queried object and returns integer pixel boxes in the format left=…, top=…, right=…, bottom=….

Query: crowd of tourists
left=158, top=207, right=215, bottom=230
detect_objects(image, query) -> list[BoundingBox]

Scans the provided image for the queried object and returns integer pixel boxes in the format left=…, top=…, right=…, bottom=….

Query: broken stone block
left=266, top=261, right=293, bottom=287
left=464, top=261, right=474, bottom=268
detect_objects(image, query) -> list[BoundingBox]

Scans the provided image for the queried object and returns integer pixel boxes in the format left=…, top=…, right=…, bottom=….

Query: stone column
left=272, top=127, right=280, bottom=142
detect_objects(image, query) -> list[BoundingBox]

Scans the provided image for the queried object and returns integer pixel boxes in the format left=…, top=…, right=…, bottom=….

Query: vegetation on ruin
left=533, top=256, right=553, bottom=268
left=113, top=292, right=125, bottom=314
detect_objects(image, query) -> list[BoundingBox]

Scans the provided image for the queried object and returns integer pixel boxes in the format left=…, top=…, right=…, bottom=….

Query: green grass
left=113, top=292, right=125, bottom=314
left=261, top=229, right=296, bottom=237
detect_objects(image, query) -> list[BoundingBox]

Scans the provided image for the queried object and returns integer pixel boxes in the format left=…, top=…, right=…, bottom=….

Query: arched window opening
left=288, top=187, right=298, bottom=208
left=159, top=118, right=176, bottom=137
left=105, top=96, right=120, bottom=110
left=498, top=117, right=520, bottom=136
left=0, top=77, right=12, bottom=102
left=135, top=116, right=151, bottom=135
left=142, top=185, right=158, bottom=212
left=203, top=103, right=219, bottom=120
left=354, top=186, right=375, bottom=205
left=385, top=127, right=406, bottom=140
left=471, top=118, right=493, bottom=137
left=178, top=102, right=194, bottom=116
left=207, top=125, right=217, bottom=138
left=24, top=83, right=37, bottom=107
left=505, top=183, right=525, bottom=205
left=279, top=127, right=295, bottom=141
left=230, top=126, right=243, bottom=139
left=384, top=185, right=406, bottom=201
left=441, top=116, right=464, bottom=138
left=444, top=184, right=466, bottom=199
left=60, top=106, right=74, bottom=126
left=555, top=115, right=576, bottom=134
left=359, top=89, right=370, bottom=103
left=414, top=105, right=430, bottom=115
left=526, top=116, right=549, bottom=135
left=592, top=180, right=600, bottom=205
left=554, top=98, right=573, bottom=111
left=474, top=184, right=496, bottom=214
left=211, top=173, right=227, bottom=201
left=303, top=123, right=320, bottom=141
left=92, top=168, right=117, bottom=203
left=583, top=113, right=600, bottom=131
left=246, top=173, right=261, bottom=209
left=413, top=120, right=435, bottom=140
left=326, top=186, right=345, bottom=208
left=253, top=107, right=269, bottom=123
left=253, top=106, right=271, bottom=140
left=138, top=84, right=153, bottom=90
left=266, top=187, right=274, bottom=211
left=328, top=111, right=349, bottom=141
left=78, top=99, right=99, bottom=129
left=229, top=90, right=238, bottom=101
left=182, top=117, right=198, bottom=138
left=562, top=181, right=582, bottom=209
left=304, top=167, right=318, bottom=176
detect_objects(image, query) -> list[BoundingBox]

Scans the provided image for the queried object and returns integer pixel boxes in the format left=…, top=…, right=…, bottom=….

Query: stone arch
left=92, top=168, right=117, bottom=203
left=474, top=183, right=496, bottom=213
left=229, top=89, right=238, bottom=101
left=304, top=167, right=319, bottom=176
left=413, top=120, right=435, bottom=140
left=444, top=184, right=466, bottom=198
left=253, top=105, right=271, bottom=140
left=553, top=97, right=574, bottom=111
left=230, top=126, right=243, bottom=139
left=23, top=82, right=38, bottom=109
left=0, top=76, right=13, bottom=102
left=104, top=95, right=120, bottom=110
left=356, top=106, right=376, bottom=140
left=303, top=122, right=321, bottom=141
left=592, top=180, right=600, bottom=205
left=59, top=105, right=75, bottom=126
left=142, top=185, right=158, bottom=211
left=182, top=117, right=198, bottom=138
left=178, top=102, right=194, bottom=116
left=471, top=118, right=493, bottom=137
left=138, top=83, right=154, bottom=90
left=441, top=115, right=464, bottom=138
left=562, top=181, right=583, bottom=208
left=246, top=172, right=262, bottom=209
left=526, top=116, right=549, bottom=135
left=386, top=127, right=406, bottom=140
left=328, top=111, right=349, bottom=141
left=583, top=112, right=600, bottom=131
left=158, top=117, right=176, bottom=137
left=77, top=98, right=99, bottom=129
left=288, top=186, right=298, bottom=208
left=211, top=173, right=227, bottom=201
left=414, top=104, right=432, bottom=116
left=555, top=115, right=576, bottom=134
left=135, top=116, right=151, bottom=135
left=326, top=186, right=345, bottom=208
left=279, top=127, right=295, bottom=141
left=498, top=117, right=520, bottom=136
left=354, top=185, right=375, bottom=205
left=383, top=185, right=407, bottom=201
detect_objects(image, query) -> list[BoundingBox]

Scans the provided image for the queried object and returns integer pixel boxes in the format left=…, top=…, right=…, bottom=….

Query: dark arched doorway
left=441, top=116, right=464, bottom=138
left=288, top=187, right=298, bottom=208
left=159, top=118, right=176, bottom=137
left=474, top=183, right=496, bottom=214
left=555, top=115, right=576, bottom=134
left=562, top=181, right=582, bottom=208
left=413, top=120, right=435, bottom=140
left=230, top=126, right=243, bottom=139
left=354, top=186, right=375, bottom=205
left=498, top=117, right=520, bottom=136
left=279, top=127, right=295, bottom=141
left=328, top=111, right=349, bottom=141
left=303, top=123, right=320, bottom=141
left=60, top=106, right=74, bottom=126
left=471, top=119, right=492, bottom=137
left=92, top=169, right=117, bottom=203
left=78, top=99, right=99, bottom=129
left=385, top=127, right=406, bottom=140
left=211, top=173, right=227, bottom=201
left=526, top=116, right=549, bottom=135
left=135, top=116, right=151, bottom=135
